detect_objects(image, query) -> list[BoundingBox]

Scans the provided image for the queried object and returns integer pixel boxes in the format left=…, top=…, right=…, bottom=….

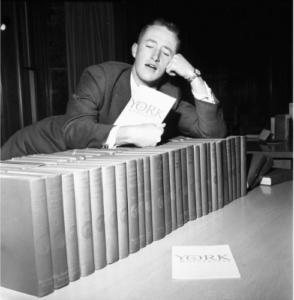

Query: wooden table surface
left=1, top=181, right=293, bottom=300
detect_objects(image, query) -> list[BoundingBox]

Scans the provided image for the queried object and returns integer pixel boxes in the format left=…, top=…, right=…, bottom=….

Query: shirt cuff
left=191, top=81, right=219, bottom=104
left=103, top=126, right=120, bottom=149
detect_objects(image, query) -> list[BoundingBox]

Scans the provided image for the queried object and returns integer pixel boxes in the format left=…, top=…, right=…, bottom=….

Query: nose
left=151, top=49, right=160, bottom=62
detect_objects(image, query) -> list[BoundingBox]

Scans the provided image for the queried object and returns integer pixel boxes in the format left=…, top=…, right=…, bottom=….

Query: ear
left=131, top=43, right=138, bottom=58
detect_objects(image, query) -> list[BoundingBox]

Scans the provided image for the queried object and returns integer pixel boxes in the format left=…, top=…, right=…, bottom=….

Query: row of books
left=0, top=136, right=247, bottom=297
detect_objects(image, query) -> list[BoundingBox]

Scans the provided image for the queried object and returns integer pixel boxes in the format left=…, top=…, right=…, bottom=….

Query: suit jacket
left=63, top=61, right=227, bottom=149
left=1, top=61, right=226, bottom=160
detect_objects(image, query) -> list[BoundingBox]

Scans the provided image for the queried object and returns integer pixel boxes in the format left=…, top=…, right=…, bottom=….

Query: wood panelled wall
left=1, top=1, right=292, bottom=146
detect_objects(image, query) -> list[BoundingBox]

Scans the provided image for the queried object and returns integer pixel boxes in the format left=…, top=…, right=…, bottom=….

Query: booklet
left=172, top=245, right=240, bottom=279
left=114, top=85, right=176, bottom=126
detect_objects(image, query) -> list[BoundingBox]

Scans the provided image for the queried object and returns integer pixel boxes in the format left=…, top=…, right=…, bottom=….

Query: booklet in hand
left=114, top=85, right=176, bottom=126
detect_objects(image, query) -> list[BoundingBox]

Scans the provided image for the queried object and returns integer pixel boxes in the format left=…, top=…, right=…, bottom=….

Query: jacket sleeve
left=63, top=65, right=114, bottom=149
left=174, top=92, right=227, bottom=138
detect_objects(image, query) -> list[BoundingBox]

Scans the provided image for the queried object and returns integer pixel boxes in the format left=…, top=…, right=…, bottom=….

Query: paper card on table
left=172, top=245, right=240, bottom=279
left=114, top=85, right=176, bottom=126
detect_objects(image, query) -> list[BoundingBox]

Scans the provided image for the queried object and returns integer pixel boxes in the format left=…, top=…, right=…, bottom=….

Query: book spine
left=31, top=180, right=55, bottom=296
left=162, top=152, right=172, bottom=234
left=61, top=173, right=80, bottom=282
left=174, top=149, right=184, bottom=227
left=186, top=145, right=196, bottom=220
left=240, top=136, right=247, bottom=196
left=144, top=157, right=153, bottom=245
left=168, top=150, right=178, bottom=231
left=126, top=160, right=140, bottom=253
left=73, top=171, right=95, bottom=276
left=114, top=163, right=129, bottom=258
left=216, top=142, right=224, bottom=209
left=226, top=139, right=233, bottom=202
left=221, top=141, right=229, bottom=205
left=180, top=148, right=189, bottom=223
left=101, top=166, right=119, bottom=263
left=150, top=154, right=166, bottom=240
left=136, top=158, right=146, bottom=248
left=45, top=176, right=69, bottom=288
left=210, top=142, right=218, bottom=211
left=230, top=138, right=237, bottom=200
left=143, top=156, right=153, bottom=245
left=206, top=143, right=212, bottom=213
left=234, top=137, right=241, bottom=199
left=199, top=143, right=208, bottom=215
left=89, top=168, right=107, bottom=269
left=193, top=145, right=202, bottom=218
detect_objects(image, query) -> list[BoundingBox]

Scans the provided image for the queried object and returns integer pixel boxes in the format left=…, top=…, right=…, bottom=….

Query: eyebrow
left=145, top=39, right=173, bottom=53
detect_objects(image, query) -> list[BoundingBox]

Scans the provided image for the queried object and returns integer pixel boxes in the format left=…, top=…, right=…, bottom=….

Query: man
left=1, top=19, right=226, bottom=160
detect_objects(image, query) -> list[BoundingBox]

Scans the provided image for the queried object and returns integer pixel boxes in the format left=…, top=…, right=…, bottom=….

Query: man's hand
left=165, top=54, right=195, bottom=79
left=116, top=123, right=166, bottom=147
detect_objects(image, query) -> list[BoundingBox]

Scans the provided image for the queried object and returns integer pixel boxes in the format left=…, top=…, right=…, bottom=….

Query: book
left=260, top=168, right=293, bottom=186
left=114, top=85, right=176, bottom=126
left=210, top=142, right=218, bottom=211
left=58, top=163, right=108, bottom=269
left=227, top=137, right=237, bottom=201
left=141, top=147, right=180, bottom=230
left=193, top=144, right=202, bottom=218
left=215, top=141, right=224, bottom=209
left=9, top=167, right=81, bottom=282
left=163, top=143, right=197, bottom=221
left=247, top=153, right=267, bottom=190
left=240, top=136, right=247, bottom=197
left=70, top=160, right=121, bottom=262
left=250, top=156, right=274, bottom=188
left=172, top=245, right=240, bottom=279
left=0, top=174, right=54, bottom=297
left=112, top=154, right=147, bottom=248
left=81, top=156, right=140, bottom=253
left=167, top=141, right=209, bottom=216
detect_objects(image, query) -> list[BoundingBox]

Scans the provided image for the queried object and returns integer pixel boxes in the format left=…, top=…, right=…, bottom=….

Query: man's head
left=131, top=18, right=181, bottom=88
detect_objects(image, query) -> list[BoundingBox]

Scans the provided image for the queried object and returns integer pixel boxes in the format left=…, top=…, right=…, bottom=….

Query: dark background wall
left=1, top=0, right=293, bottom=145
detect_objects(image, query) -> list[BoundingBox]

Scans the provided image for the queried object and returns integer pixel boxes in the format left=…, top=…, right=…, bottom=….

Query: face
left=131, top=25, right=178, bottom=88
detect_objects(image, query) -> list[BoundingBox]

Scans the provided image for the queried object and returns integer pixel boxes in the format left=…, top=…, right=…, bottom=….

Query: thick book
left=0, top=174, right=54, bottom=297
left=11, top=167, right=81, bottom=282
left=81, top=156, right=140, bottom=253
left=240, top=136, right=247, bottom=196
left=260, top=168, right=293, bottom=186
left=167, top=140, right=209, bottom=216
left=71, top=160, right=121, bottom=262
left=114, top=85, right=176, bottom=126
left=162, top=143, right=197, bottom=221
left=138, top=147, right=177, bottom=232
left=14, top=170, right=69, bottom=289
left=59, top=163, right=109, bottom=269
left=3, top=170, right=69, bottom=288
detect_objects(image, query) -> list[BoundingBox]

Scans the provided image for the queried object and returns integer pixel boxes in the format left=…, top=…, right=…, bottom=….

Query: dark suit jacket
left=64, top=61, right=226, bottom=149
left=1, top=61, right=226, bottom=160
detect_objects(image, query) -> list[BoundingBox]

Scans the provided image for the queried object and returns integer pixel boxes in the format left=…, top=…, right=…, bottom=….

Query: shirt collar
left=130, top=73, right=139, bottom=97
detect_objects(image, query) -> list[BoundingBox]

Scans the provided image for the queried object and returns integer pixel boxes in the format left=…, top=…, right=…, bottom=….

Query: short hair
left=137, top=18, right=181, bottom=52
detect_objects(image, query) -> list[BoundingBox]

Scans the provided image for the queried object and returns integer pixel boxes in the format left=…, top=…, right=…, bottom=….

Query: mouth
left=145, top=63, right=157, bottom=70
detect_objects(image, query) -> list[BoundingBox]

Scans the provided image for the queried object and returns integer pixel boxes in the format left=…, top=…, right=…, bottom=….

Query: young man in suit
left=1, top=19, right=226, bottom=160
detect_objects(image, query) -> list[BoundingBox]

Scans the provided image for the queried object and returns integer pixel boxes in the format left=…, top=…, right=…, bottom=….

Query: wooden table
left=1, top=181, right=293, bottom=300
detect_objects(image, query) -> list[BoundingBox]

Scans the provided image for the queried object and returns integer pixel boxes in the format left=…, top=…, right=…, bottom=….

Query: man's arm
left=165, top=54, right=227, bottom=138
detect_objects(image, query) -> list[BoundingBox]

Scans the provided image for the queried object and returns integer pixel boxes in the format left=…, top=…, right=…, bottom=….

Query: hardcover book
left=1, top=174, right=54, bottom=297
